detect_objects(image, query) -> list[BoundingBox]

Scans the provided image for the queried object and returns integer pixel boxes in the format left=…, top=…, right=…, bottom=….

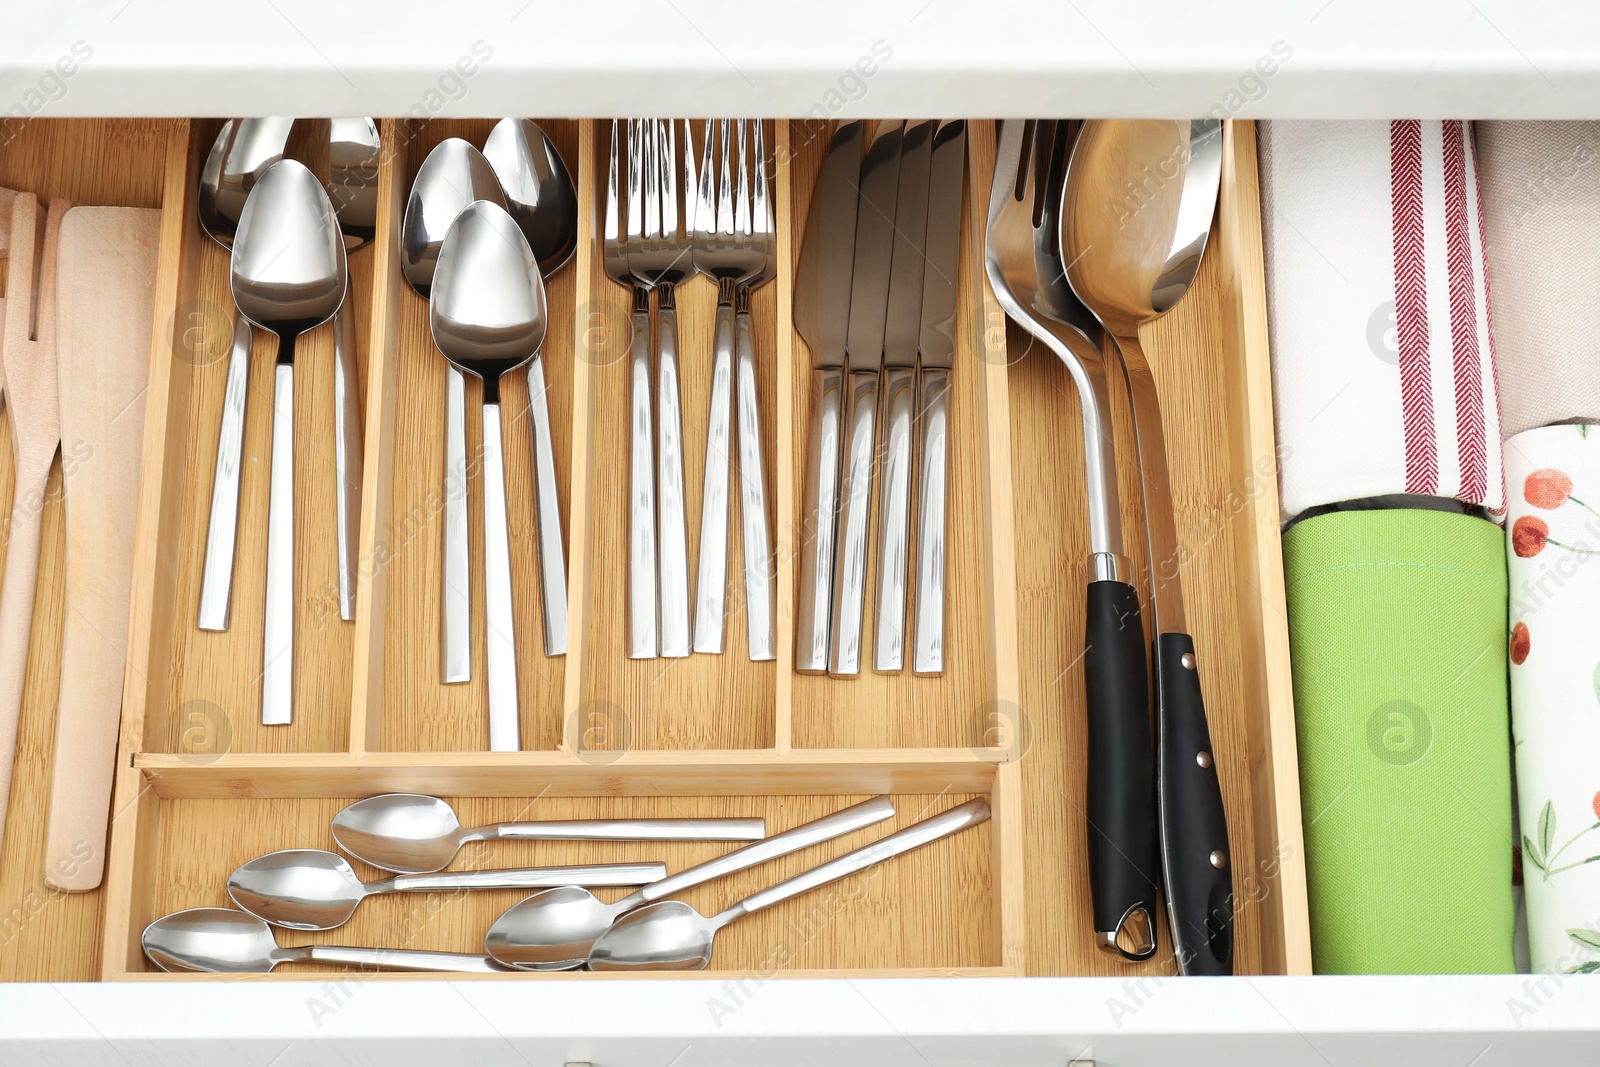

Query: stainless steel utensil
left=911, top=120, right=967, bottom=676
left=987, top=120, right=1157, bottom=961
left=227, top=849, right=665, bottom=931
left=792, top=120, right=864, bottom=673
left=484, top=795, right=893, bottom=970
left=689, top=120, right=777, bottom=659
left=430, top=200, right=547, bottom=752
left=400, top=137, right=508, bottom=686
left=196, top=117, right=293, bottom=633
left=483, top=117, right=576, bottom=658
left=588, top=797, right=990, bottom=971
left=325, top=117, right=380, bottom=623
left=143, top=907, right=511, bottom=974
left=230, top=159, right=348, bottom=727
left=1061, top=117, right=1233, bottom=976
left=331, top=792, right=766, bottom=874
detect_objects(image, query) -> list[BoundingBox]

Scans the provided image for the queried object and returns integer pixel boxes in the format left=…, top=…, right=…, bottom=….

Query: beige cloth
left=1477, top=122, right=1600, bottom=438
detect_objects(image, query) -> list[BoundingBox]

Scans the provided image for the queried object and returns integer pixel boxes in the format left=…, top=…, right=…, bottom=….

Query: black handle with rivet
left=1155, top=632, right=1234, bottom=976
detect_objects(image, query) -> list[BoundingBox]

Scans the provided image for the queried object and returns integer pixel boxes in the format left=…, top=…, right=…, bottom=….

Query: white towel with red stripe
left=1260, top=120, right=1503, bottom=520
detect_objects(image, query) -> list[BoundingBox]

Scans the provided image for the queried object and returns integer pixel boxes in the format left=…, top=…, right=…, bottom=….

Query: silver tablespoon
left=482, top=117, right=578, bottom=658
left=332, top=792, right=766, bottom=874
left=486, top=795, right=894, bottom=971
left=325, top=117, right=381, bottom=622
left=143, top=907, right=511, bottom=974
left=231, top=159, right=348, bottom=727
left=227, top=848, right=665, bottom=931
left=588, top=797, right=990, bottom=970
left=196, top=117, right=294, bottom=633
left=401, top=138, right=508, bottom=688
left=430, top=200, right=546, bottom=752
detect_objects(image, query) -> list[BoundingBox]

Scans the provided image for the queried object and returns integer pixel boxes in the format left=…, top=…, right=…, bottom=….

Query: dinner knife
left=830, top=120, right=904, bottom=677
left=910, top=120, right=966, bottom=676
left=873, top=120, right=934, bottom=673
left=793, top=121, right=864, bottom=674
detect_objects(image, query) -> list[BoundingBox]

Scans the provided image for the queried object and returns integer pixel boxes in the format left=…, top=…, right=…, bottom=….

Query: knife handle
left=1156, top=632, right=1234, bottom=975
left=829, top=370, right=880, bottom=677
left=872, top=366, right=916, bottom=672
left=795, top=367, right=844, bottom=673
left=1084, top=579, right=1159, bottom=961
left=655, top=294, right=691, bottom=659
left=911, top=368, right=949, bottom=675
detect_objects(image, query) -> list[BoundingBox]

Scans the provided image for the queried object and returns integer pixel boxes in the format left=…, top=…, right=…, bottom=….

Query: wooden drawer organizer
left=0, top=117, right=1310, bottom=982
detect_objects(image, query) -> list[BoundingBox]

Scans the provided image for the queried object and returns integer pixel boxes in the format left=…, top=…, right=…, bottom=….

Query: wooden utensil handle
left=0, top=481, right=49, bottom=850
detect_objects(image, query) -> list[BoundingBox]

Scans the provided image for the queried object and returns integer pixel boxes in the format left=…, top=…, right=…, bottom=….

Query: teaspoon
left=227, top=848, right=665, bottom=931
left=143, top=907, right=511, bottom=974
left=588, top=797, right=990, bottom=970
left=331, top=792, right=766, bottom=874
left=230, top=159, right=347, bottom=726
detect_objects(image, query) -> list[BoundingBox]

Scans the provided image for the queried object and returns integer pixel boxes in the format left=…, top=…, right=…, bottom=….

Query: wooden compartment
left=0, top=118, right=1308, bottom=984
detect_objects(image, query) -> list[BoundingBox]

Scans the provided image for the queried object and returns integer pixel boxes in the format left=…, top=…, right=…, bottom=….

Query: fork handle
left=872, top=366, right=916, bottom=673
left=828, top=370, right=880, bottom=677
left=655, top=292, right=691, bottom=659
left=734, top=305, right=775, bottom=662
left=627, top=301, right=657, bottom=659
left=795, top=367, right=844, bottom=673
left=692, top=300, right=735, bottom=654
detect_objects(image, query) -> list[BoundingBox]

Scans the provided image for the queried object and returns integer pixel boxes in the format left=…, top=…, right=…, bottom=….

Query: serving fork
left=689, top=119, right=776, bottom=660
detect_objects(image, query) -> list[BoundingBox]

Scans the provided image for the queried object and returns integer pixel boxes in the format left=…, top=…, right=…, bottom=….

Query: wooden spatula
left=41, top=206, right=161, bottom=891
left=0, top=193, right=68, bottom=857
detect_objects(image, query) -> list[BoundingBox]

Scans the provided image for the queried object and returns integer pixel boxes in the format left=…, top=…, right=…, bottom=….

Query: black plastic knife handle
left=1156, top=632, right=1234, bottom=975
left=1084, top=579, right=1160, bottom=961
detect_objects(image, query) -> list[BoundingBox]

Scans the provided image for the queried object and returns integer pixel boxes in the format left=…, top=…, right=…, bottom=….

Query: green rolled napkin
left=1283, top=508, right=1514, bottom=975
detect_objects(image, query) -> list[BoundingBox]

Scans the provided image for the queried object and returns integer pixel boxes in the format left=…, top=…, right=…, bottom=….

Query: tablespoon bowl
left=483, top=117, right=578, bottom=276
left=402, top=138, right=507, bottom=299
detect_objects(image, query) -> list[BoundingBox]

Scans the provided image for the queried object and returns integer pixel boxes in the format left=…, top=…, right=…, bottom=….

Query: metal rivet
left=1209, top=850, right=1227, bottom=869
left=1196, top=750, right=1212, bottom=769
left=1181, top=652, right=1196, bottom=670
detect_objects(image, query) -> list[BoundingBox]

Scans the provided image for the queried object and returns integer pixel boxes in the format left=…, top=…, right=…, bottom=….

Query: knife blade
left=911, top=120, right=966, bottom=676
left=793, top=120, right=864, bottom=674
left=830, top=119, right=904, bottom=677
left=873, top=120, right=935, bottom=673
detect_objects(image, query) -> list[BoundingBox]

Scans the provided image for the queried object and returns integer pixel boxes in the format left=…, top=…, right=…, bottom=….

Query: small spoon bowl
left=142, top=908, right=286, bottom=974
left=483, top=118, right=578, bottom=276
left=230, top=158, right=347, bottom=351
left=228, top=849, right=369, bottom=932
left=328, top=117, right=381, bottom=248
left=587, top=900, right=717, bottom=971
left=430, top=199, right=547, bottom=396
left=198, top=117, right=294, bottom=249
left=401, top=138, right=507, bottom=299
left=332, top=793, right=466, bottom=874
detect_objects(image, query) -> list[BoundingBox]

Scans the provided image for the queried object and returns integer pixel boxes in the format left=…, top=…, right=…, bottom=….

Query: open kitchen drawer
left=0, top=112, right=1323, bottom=1040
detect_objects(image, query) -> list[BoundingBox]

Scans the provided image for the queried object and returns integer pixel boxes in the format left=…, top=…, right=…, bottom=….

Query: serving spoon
left=430, top=200, right=547, bottom=752
left=230, top=159, right=347, bottom=726
left=482, top=117, right=577, bottom=658
left=143, top=908, right=511, bottom=974
left=227, top=848, right=665, bottom=931
left=486, top=796, right=895, bottom=970
left=331, top=792, right=766, bottom=874
left=401, top=138, right=508, bottom=688
left=588, top=797, right=990, bottom=970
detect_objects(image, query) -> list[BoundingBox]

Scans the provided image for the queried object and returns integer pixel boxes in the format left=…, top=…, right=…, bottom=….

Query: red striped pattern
left=1390, top=120, right=1436, bottom=494
left=1443, top=121, right=1488, bottom=502
left=1468, top=123, right=1508, bottom=511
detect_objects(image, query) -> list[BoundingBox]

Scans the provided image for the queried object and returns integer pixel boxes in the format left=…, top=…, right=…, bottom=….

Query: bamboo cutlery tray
left=0, top=117, right=1310, bottom=982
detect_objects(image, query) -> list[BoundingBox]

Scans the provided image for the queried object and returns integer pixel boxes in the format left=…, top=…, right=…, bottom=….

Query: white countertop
left=3, top=0, right=1599, bottom=119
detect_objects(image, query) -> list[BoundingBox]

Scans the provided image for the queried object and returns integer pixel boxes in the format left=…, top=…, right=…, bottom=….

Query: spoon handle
left=482, top=399, right=521, bottom=751
left=733, top=303, right=776, bottom=662
left=392, top=861, right=666, bottom=893
left=525, top=354, right=568, bottom=657
left=656, top=291, right=692, bottom=658
left=490, top=816, right=766, bottom=843
left=197, top=314, right=252, bottom=631
left=691, top=299, right=735, bottom=654
left=627, top=298, right=658, bottom=659
left=261, top=360, right=295, bottom=726
left=441, top=366, right=471, bottom=683
left=635, top=796, right=893, bottom=904
left=720, top=798, right=990, bottom=925
left=333, top=303, right=362, bottom=623
left=300, top=944, right=512, bottom=973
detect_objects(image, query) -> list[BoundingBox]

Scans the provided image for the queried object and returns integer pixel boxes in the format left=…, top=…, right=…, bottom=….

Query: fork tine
left=628, top=118, right=644, bottom=243
left=658, top=118, right=677, bottom=238
left=643, top=119, right=661, bottom=241
left=732, top=120, right=749, bottom=238
left=713, top=119, right=731, bottom=237
left=606, top=118, right=621, bottom=246
left=695, top=118, right=715, bottom=241
left=753, top=120, right=771, bottom=238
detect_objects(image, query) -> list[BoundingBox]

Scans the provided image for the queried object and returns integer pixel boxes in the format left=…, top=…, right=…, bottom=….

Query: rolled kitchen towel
left=1261, top=121, right=1503, bottom=520
left=1477, top=123, right=1600, bottom=438
left=1504, top=423, right=1600, bottom=975
left=1283, top=507, right=1514, bottom=974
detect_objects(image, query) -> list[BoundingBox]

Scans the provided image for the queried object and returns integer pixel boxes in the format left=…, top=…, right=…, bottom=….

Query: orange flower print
left=1525, top=468, right=1575, bottom=510
left=1511, top=622, right=1531, bottom=665
left=1513, top=516, right=1550, bottom=557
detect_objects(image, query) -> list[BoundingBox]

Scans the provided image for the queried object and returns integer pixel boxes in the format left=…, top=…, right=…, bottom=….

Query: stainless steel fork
left=690, top=120, right=776, bottom=660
